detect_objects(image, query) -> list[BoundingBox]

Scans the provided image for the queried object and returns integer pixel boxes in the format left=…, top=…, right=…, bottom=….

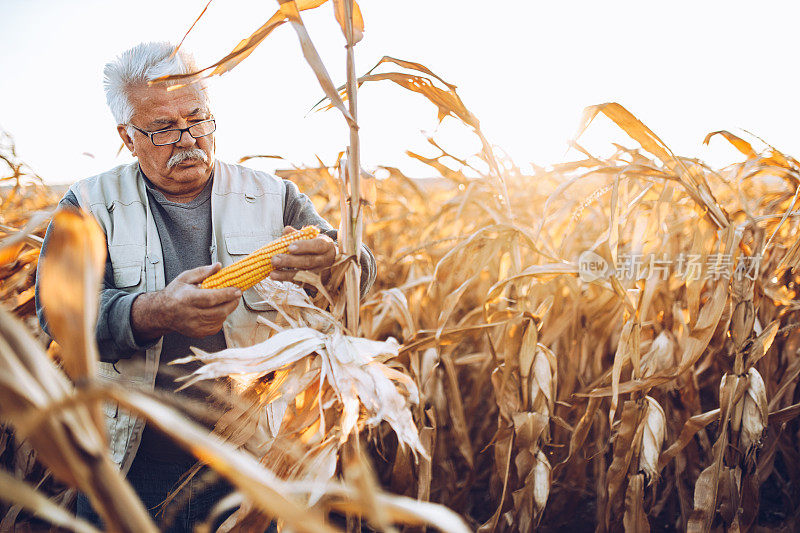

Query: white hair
left=103, top=42, right=209, bottom=126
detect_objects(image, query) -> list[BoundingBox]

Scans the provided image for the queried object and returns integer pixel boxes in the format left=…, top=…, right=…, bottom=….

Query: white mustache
left=167, top=148, right=208, bottom=169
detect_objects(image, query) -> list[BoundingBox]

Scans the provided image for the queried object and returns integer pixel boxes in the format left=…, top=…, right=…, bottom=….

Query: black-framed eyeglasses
left=128, top=118, right=216, bottom=146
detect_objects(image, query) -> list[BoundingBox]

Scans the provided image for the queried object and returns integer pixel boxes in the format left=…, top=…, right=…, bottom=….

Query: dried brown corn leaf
left=0, top=469, right=100, bottom=533
left=623, top=473, right=650, bottom=533
left=703, top=131, right=757, bottom=159
left=38, top=209, right=106, bottom=382
left=603, top=399, right=645, bottom=530
left=332, top=0, right=364, bottom=43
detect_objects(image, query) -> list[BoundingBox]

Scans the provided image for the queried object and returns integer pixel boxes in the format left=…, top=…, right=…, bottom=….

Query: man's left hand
left=269, top=226, right=336, bottom=282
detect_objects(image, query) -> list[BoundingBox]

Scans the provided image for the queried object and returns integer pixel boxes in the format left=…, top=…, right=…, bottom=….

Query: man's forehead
left=128, top=84, right=209, bottom=122
left=147, top=106, right=208, bottom=125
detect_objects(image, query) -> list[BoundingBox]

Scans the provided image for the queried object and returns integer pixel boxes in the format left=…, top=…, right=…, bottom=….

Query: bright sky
left=1, top=1, right=798, bottom=184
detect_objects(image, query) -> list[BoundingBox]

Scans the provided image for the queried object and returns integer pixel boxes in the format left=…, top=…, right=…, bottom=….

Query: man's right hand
left=131, top=263, right=242, bottom=342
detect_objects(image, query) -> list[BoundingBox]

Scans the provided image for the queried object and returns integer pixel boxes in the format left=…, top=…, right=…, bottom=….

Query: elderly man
left=34, top=42, right=375, bottom=531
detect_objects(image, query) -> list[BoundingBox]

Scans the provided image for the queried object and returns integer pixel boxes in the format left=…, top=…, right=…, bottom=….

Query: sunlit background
left=1, top=0, right=798, bottom=184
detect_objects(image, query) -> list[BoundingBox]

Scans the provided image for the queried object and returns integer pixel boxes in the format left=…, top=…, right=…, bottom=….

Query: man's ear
left=116, top=125, right=136, bottom=156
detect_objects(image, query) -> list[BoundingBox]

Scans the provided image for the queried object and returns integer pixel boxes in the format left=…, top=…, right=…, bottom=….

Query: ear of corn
left=741, top=368, right=768, bottom=450
left=639, top=396, right=666, bottom=481
left=201, top=226, right=321, bottom=290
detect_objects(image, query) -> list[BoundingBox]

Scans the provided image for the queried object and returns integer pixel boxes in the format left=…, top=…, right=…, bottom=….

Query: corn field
left=3, top=2, right=800, bottom=532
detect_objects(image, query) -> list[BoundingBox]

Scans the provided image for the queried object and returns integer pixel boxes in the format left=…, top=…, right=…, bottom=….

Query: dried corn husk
left=741, top=368, right=768, bottom=450
left=639, top=396, right=666, bottom=481
left=532, top=449, right=551, bottom=513
left=173, top=280, right=426, bottom=495
left=640, top=331, right=675, bottom=378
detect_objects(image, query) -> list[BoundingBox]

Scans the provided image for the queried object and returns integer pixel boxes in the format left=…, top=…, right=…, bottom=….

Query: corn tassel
left=201, top=226, right=321, bottom=290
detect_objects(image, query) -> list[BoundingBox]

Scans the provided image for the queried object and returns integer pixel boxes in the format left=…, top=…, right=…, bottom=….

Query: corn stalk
left=341, top=0, right=362, bottom=333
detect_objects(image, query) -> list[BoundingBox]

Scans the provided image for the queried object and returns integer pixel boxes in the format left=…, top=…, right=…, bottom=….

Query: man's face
left=117, top=84, right=215, bottom=200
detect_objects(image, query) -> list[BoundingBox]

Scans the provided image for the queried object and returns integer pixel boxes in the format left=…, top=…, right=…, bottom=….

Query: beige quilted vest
left=69, top=160, right=285, bottom=473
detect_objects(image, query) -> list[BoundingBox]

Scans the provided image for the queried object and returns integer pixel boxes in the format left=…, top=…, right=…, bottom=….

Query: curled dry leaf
left=156, top=0, right=331, bottom=87
left=38, top=208, right=106, bottom=381
left=332, top=0, right=364, bottom=43
left=703, top=130, right=757, bottom=159
left=277, top=0, right=355, bottom=126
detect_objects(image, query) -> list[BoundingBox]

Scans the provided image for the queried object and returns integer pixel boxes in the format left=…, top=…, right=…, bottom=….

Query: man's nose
left=175, top=128, right=197, bottom=148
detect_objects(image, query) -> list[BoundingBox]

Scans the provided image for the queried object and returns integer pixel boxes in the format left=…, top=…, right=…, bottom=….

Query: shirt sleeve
left=34, top=189, right=157, bottom=363
left=282, top=179, right=377, bottom=297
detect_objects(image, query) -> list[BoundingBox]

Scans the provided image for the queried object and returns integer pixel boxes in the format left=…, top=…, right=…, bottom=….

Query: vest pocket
left=113, top=265, right=142, bottom=288
left=109, top=244, right=145, bottom=288
left=224, top=232, right=278, bottom=312
left=242, top=288, right=275, bottom=312
left=224, top=231, right=277, bottom=255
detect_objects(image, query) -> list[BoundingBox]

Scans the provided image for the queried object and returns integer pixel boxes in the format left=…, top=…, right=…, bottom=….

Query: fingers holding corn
left=131, top=263, right=242, bottom=341
left=186, top=264, right=242, bottom=306
left=269, top=226, right=336, bottom=282
left=132, top=223, right=328, bottom=342
left=201, top=226, right=323, bottom=290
